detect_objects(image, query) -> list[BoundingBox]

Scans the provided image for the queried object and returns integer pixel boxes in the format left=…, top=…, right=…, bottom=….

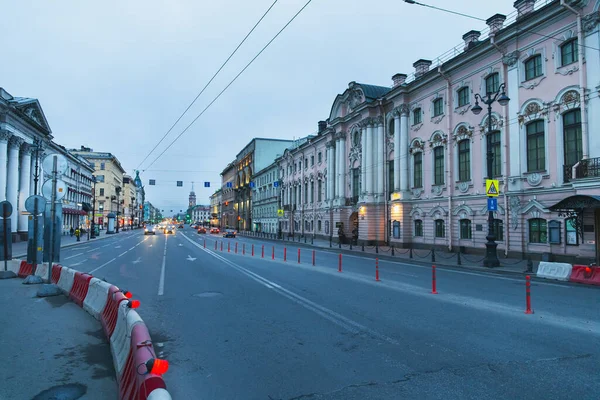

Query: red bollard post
left=272, top=246, right=274, bottom=260
left=525, top=275, right=534, bottom=314
left=312, top=250, right=315, bottom=266
left=338, top=254, right=342, bottom=272
left=243, top=243, right=245, bottom=255
left=284, top=247, right=287, bottom=262
left=298, top=249, right=301, bottom=263
left=261, top=245, right=264, bottom=258
left=228, top=242, right=230, bottom=253
left=375, top=258, right=380, bottom=282
left=431, top=265, right=438, bottom=294
left=252, top=244, right=254, bottom=257
left=235, top=242, right=238, bottom=254
left=220, top=241, right=223, bottom=252
left=214, top=241, right=217, bottom=250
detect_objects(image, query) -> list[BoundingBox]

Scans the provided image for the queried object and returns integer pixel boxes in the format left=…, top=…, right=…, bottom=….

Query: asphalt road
left=56, top=227, right=600, bottom=400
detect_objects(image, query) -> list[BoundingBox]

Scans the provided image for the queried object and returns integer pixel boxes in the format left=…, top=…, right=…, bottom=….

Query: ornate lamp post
left=471, top=82, right=510, bottom=268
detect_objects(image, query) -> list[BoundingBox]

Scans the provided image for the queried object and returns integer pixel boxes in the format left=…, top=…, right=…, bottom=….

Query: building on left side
left=0, top=87, right=94, bottom=241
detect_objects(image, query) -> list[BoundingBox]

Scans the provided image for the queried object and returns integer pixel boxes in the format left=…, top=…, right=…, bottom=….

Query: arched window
left=388, top=120, right=394, bottom=137
left=488, top=130, right=502, bottom=178
left=433, top=147, right=445, bottom=185
left=460, top=219, right=472, bottom=239
left=434, top=219, right=445, bottom=238
left=458, top=140, right=470, bottom=181
left=528, top=218, right=547, bottom=243
left=526, top=120, right=545, bottom=172
left=563, top=109, right=582, bottom=166
left=414, top=219, right=423, bottom=237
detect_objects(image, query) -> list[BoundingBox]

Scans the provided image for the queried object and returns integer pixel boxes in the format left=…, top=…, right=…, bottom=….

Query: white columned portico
left=366, top=121, right=374, bottom=196
left=399, top=105, right=410, bottom=192
left=376, top=118, right=384, bottom=198
left=0, top=131, right=10, bottom=200
left=393, top=110, right=401, bottom=192
left=6, top=137, right=23, bottom=233
left=338, top=134, right=347, bottom=201
left=18, top=144, right=32, bottom=232
left=360, top=124, right=367, bottom=199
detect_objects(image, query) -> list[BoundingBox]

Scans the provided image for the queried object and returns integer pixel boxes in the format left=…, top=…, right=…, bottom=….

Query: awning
left=81, top=202, right=92, bottom=212
left=548, top=195, right=600, bottom=212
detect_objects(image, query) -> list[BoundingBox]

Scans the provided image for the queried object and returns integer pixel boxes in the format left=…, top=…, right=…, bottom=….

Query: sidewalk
left=0, top=278, right=116, bottom=399
left=238, top=232, right=536, bottom=276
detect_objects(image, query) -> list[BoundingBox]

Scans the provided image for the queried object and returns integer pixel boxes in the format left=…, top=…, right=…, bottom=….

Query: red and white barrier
left=17, top=261, right=33, bottom=278
left=570, top=265, right=600, bottom=286
left=101, top=286, right=127, bottom=339
left=536, top=262, right=572, bottom=281
left=83, top=278, right=112, bottom=320
left=110, top=301, right=145, bottom=378
left=57, top=267, right=76, bottom=294
left=69, top=271, right=93, bottom=307
left=6, top=260, right=23, bottom=275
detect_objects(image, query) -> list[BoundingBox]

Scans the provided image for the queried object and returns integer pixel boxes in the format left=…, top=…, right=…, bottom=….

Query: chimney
left=486, top=14, right=507, bottom=34
left=514, top=0, right=536, bottom=19
left=413, top=59, right=432, bottom=78
left=392, top=73, right=407, bottom=88
left=318, top=121, right=327, bottom=133
left=462, top=30, right=481, bottom=51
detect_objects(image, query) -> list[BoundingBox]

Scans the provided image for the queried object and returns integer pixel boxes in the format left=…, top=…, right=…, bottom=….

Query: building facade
left=190, top=205, right=210, bottom=224
left=122, top=175, right=138, bottom=229
left=220, top=161, right=236, bottom=229
left=71, top=147, right=126, bottom=229
left=251, top=161, right=281, bottom=233
left=234, top=138, right=294, bottom=231
left=210, top=189, right=221, bottom=227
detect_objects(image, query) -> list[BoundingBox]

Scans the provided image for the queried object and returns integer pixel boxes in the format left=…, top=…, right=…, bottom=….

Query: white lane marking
left=180, top=233, right=400, bottom=345
left=71, top=259, right=87, bottom=267
left=118, top=251, right=127, bottom=257
left=132, top=257, right=142, bottom=264
left=158, top=236, right=168, bottom=296
left=186, top=255, right=197, bottom=261
left=64, top=253, right=84, bottom=260
left=89, top=258, right=117, bottom=274
left=129, top=246, right=135, bottom=251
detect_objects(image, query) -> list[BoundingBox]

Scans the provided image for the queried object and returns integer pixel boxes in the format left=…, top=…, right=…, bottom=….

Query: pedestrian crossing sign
left=277, top=209, right=284, bottom=217
left=485, top=179, right=500, bottom=197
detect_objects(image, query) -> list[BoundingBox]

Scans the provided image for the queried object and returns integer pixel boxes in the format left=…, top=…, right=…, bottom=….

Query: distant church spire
left=189, top=182, right=197, bottom=207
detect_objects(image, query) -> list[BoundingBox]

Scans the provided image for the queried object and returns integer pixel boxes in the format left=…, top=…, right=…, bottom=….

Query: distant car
left=197, top=227, right=207, bottom=234
left=210, top=227, right=220, bottom=234
left=223, top=229, right=236, bottom=238
left=178, top=224, right=184, bottom=229
left=164, top=225, right=175, bottom=234
left=144, top=225, right=157, bottom=235
left=191, top=224, right=197, bottom=229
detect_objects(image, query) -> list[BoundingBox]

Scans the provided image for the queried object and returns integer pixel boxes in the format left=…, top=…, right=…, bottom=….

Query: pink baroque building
left=295, top=0, right=600, bottom=262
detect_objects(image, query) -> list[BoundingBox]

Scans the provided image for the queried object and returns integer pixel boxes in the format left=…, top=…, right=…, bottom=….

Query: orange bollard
left=220, top=241, right=223, bottom=252
left=235, top=242, right=238, bottom=254
left=228, top=242, right=230, bottom=253
left=261, top=245, right=264, bottom=258
left=312, top=250, right=315, bottom=266
left=284, top=247, right=287, bottom=262
left=203, top=239, right=206, bottom=248
left=272, top=246, right=274, bottom=260
left=214, top=241, right=217, bottom=250
left=252, top=244, right=254, bottom=256
left=338, top=254, right=342, bottom=272
left=375, top=258, right=380, bottom=282
left=298, top=249, right=301, bottom=263
left=431, top=265, right=438, bottom=294
left=525, top=275, right=534, bottom=314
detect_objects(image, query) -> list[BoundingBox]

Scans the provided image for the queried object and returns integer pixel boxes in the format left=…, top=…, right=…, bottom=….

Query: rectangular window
left=526, top=120, right=545, bottom=172
left=90, top=162, right=95, bottom=169
left=414, top=220, right=423, bottom=237
left=318, top=152, right=322, bottom=163
left=100, top=163, right=105, bottom=170
left=99, top=188, right=105, bottom=196
left=460, top=219, right=472, bottom=239
left=352, top=168, right=360, bottom=198
left=413, top=108, right=422, bottom=125
left=413, top=153, right=423, bottom=188
left=485, top=73, right=499, bottom=95
left=310, top=182, right=314, bottom=203
left=317, top=180, right=322, bottom=202
left=433, top=98, right=444, bottom=117
left=563, top=109, right=582, bottom=166
left=388, top=161, right=394, bottom=193
left=435, top=219, right=445, bottom=238
left=96, top=175, right=105, bottom=183
left=310, top=156, right=314, bottom=166
left=304, top=159, right=308, bottom=169
left=457, top=87, right=470, bottom=107
left=318, top=220, right=322, bottom=231
left=458, top=140, right=470, bottom=181
left=304, top=183, right=308, bottom=203
left=561, top=39, right=578, bottom=66
left=525, top=55, right=543, bottom=80
left=434, top=147, right=445, bottom=185
left=98, top=202, right=105, bottom=212
left=529, top=218, right=547, bottom=243
left=489, top=131, right=502, bottom=178
left=565, top=218, right=578, bottom=245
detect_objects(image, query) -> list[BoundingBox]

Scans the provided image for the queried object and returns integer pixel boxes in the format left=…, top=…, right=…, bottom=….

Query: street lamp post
left=471, top=82, right=510, bottom=268
left=90, top=176, right=97, bottom=239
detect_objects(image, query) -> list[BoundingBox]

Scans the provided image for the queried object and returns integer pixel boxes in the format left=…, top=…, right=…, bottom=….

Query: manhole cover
left=193, top=292, right=223, bottom=298
left=32, top=383, right=87, bottom=400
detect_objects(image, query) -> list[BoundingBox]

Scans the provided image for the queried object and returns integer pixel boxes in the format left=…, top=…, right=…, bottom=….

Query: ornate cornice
left=502, top=50, right=519, bottom=67
left=583, top=11, right=600, bottom=33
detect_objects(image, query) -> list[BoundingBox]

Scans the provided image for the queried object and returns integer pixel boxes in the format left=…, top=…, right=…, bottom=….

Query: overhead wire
left=136, top=0, right=280, bottom=171
left=142, top=0, right=315, bottom=171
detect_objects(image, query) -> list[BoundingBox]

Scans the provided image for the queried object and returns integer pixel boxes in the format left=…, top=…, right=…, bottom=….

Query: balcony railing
left=564, top=157, right=600, bottom=183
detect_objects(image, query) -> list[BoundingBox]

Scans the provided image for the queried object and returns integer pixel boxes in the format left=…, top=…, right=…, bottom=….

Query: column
left=0, top=131, right=10, bottom=200
left=376, top=118, right=384, bottom=197
left=366, top=122, right=374, bottom=195
left=393, top=110, right=401, bottom=191
left=504, top=52, right=521, bottom=181
left=335, top=138, right=342, bottom=198
left=6, top=137, right=23, bottom=233
left=360, top=125, right=367, bottom=198
left=400, top=105, right=410, bottom=191
left=18, top=144, right=32, bottom=232
left=339, top=135, right=346, bottom=200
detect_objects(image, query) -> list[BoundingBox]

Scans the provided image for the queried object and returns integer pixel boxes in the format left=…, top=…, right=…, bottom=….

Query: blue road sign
left=249, top=181, right=255, bottom=188
left=204, top=182, right=210, bottom=188
left=273, top=181, right=279, bottom=187
left=487, top=197, right=498, bottom=211
left=226, top=182, right=233, bottom=188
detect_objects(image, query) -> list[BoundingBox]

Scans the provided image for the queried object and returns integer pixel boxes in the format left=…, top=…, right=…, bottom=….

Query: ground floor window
left=460, top=219, right=472, bottom=239
left=318, top=220, right=322, bottom=231
left=435, top=219, right=445, bottom=238
left=414, top=219, right=423, bottom=237
left=529, top=218, right=547, bottom=243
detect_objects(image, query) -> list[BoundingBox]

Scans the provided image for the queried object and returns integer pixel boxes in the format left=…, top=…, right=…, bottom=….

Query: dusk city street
left=2, top=0, right=600, bottom=399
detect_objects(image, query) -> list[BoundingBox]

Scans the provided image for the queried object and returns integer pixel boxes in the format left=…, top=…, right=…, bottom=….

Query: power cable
left=136, top=0, right=280, bottom=171
left=142, top=0, right=315, bottom=171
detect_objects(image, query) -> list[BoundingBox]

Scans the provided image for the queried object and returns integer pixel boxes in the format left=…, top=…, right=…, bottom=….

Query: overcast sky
left=1, top=0, right=522, bottom=212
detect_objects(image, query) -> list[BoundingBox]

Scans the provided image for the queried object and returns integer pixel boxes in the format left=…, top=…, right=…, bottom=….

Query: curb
left=14, top=231, right=127, bottom=259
